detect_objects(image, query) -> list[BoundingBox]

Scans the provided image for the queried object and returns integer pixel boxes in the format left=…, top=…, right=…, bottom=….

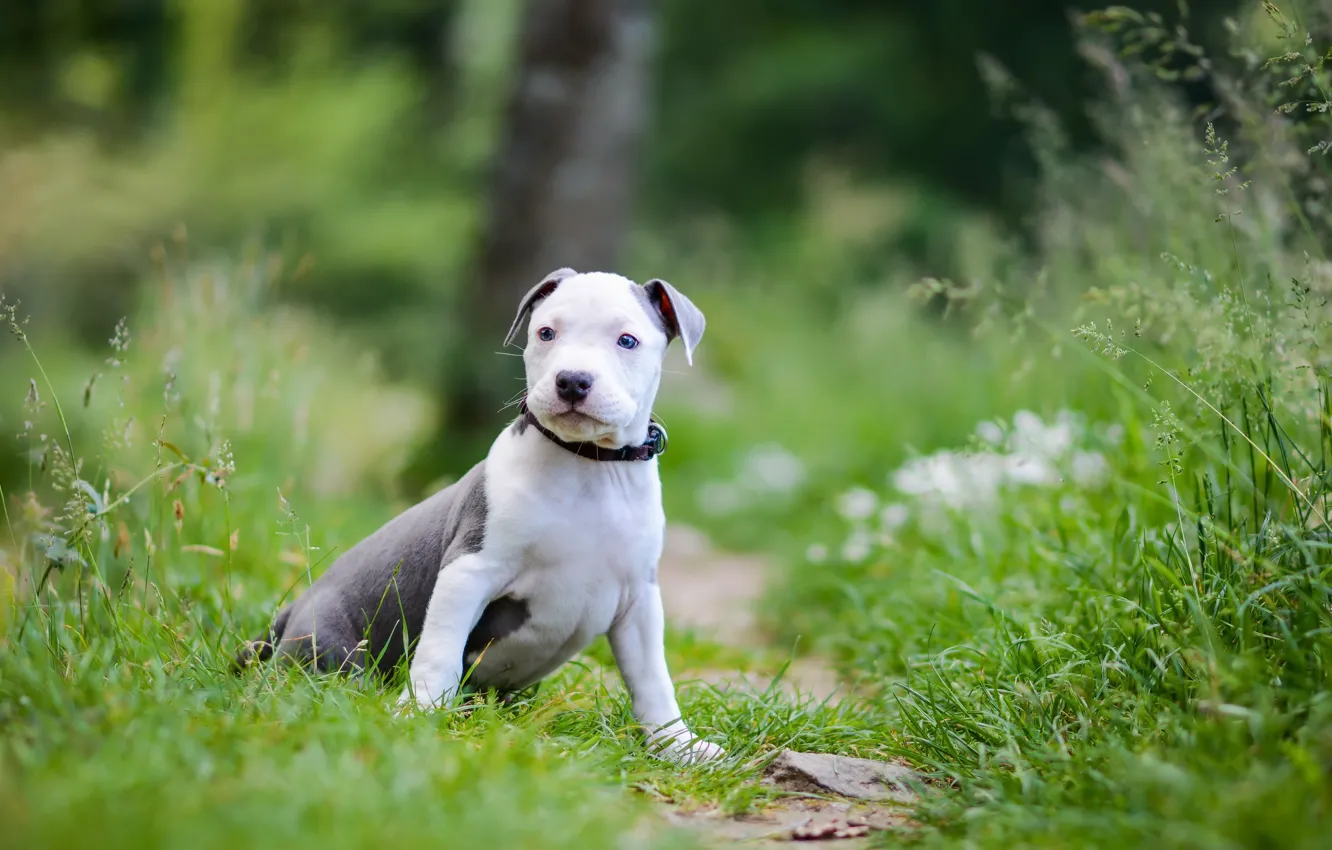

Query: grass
left=744, top=7, right=1332, bottom=848
left=5, top=3, right=1332, bottom=849
left=0, top=250, right=913, bottom=850
left=0, top=626, right=894, bottom=850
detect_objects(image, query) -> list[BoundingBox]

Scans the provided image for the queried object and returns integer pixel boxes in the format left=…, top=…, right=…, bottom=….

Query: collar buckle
left=645, top=423, right=668, bottom=458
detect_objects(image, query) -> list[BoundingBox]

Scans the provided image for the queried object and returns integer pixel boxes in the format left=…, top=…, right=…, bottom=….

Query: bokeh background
left=0, top=0, right=1248, bottom=490
left=0, top=0, right=1276, bottom=525
left=4, top=2, right=1332, bottom=847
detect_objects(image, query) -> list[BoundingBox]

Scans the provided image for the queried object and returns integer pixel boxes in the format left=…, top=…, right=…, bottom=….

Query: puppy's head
left=505, top=269, right=705, bottom=446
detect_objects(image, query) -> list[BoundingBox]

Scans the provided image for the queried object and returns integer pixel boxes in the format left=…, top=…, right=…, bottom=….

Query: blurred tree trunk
left=410, top=0, right=657, bottom=486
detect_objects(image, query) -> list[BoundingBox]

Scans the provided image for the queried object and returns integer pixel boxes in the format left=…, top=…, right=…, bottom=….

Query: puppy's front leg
left=398, top=553, right=507, bottom=712
left=608, top=583, right=724, bottom=763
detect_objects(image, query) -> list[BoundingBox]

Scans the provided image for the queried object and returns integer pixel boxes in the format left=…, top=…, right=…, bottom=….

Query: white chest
left=464, top=431, right=665, bottom=690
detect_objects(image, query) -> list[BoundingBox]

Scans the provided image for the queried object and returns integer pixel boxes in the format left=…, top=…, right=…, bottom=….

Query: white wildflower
left=1070, top=451, right=1109, bottom=487
left=888, top=409, right=1111, bottom=516
left=1010, top=409, right=1077, bottom=460
left=879, top=502, right=910, bottom=531
left=894, top=451, right=1005, bottom=510
left=741, top=444, right=805, bottom=494
left=840, top=531, right=873, bottom=564
left=976, top=420, right=1005, bottom=446
left=1005, top=454, right=1058, bottom=486
left=836, top=487, right=878, bottom=521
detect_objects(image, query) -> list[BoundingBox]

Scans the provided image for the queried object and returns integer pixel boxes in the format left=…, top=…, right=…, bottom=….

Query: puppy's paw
left=672, top=738, right=726, bottom=764
left=646, top=724, right=726, bottom=764
left=394, top=682, right=450, bottom=716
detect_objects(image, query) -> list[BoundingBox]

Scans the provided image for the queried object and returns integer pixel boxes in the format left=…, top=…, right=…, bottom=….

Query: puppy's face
left=509, top=271, right=704, bottom=447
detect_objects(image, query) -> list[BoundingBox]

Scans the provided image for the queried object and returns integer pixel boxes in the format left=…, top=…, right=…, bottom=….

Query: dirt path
left=657, top=524, right=843, bottom=702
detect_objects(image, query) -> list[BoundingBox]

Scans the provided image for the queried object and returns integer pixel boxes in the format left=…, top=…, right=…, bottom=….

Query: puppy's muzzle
left=555, top=370, right=594, bottom=405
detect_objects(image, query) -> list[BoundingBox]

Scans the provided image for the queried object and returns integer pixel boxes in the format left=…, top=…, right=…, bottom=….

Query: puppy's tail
left=232, top=607, right=291, bottom=673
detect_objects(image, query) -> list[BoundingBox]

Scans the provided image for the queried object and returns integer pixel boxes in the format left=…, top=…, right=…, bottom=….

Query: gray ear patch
left=643, top=278, right=706, bottom=365
left=504, top=267, right=578, bottom=347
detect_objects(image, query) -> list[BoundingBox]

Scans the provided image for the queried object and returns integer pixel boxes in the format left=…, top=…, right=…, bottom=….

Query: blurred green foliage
left=0, top=0, right=1241, bottom=364
left=651, top=0, right=1240, bottom=221
left=0, top=0, right=500, bottom=381
left=4, top=3, right=1332, bottom=848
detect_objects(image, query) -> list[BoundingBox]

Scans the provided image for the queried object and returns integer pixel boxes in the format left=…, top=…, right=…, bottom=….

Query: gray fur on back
left=273, top=460, right=488, bottom=676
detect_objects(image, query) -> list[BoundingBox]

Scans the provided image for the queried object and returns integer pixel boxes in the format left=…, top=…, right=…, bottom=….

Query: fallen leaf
left=791, top=818, right=871, bottom=841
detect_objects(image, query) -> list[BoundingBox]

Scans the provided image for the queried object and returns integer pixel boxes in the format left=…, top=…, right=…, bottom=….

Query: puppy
left=237, top=268, right=723, bottom=762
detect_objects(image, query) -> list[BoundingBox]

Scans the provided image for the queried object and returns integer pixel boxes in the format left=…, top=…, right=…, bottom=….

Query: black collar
left=519, top=401, right=667, bottom=462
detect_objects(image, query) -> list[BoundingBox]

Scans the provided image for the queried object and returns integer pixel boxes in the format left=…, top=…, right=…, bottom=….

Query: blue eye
left=538, top=327, right=556, bottom=342
left=617, top=334, right=639, bottom=350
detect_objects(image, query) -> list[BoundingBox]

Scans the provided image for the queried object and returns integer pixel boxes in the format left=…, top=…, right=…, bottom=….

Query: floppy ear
left=644, top=278, right=706, bottom=366
left=504, top=268, right=577, bottom=347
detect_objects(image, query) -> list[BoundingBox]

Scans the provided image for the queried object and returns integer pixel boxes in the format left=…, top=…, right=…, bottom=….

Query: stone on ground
left=763, top=750, right=917, bottom=804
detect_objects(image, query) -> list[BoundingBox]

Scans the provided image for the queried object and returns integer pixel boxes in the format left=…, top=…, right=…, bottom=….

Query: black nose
left=555, top=370, right=594, bottom=404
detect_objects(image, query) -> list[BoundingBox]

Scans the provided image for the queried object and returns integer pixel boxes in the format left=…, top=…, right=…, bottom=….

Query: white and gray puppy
left=236, top=268, right=723, bottom=763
